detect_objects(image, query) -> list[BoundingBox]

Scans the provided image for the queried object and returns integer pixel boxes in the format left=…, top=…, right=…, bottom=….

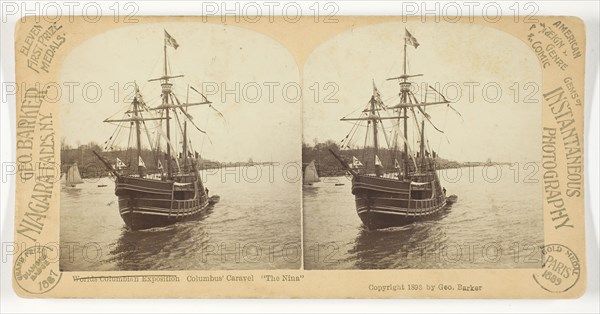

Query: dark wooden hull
left=115, top=175, right=211, bottom=231
left=352, top=173, right=447, bottom=230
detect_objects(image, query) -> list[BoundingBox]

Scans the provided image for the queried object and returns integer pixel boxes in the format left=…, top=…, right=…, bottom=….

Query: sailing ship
left=93, top=30, right=220, bottom=231
left=61, top=162, right=84, bottom=188
left=303, top=160, right=320, bottom=186
left=330, top=29, right=458, bottom=230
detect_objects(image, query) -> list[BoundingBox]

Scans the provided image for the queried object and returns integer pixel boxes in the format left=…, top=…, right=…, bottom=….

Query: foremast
left=340, top=86, right=395, bottom=177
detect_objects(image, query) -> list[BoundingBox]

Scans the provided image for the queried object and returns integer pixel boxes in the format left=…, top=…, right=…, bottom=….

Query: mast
left=183, top=85, right=189, bottom=166
left=401, top=32, right=409, bottom=178
left=403, top=29, right=407, bottom=77
left=370, top=96, right=381, bottom=177
left=420, top=120, right=425, bottom=172
left=133, top=96, right=143, bottom=177
left=162, top=38, right=173, bottom=178
left=164, top=41, right=168, bottom=80
left=146, top=31, right=186, bottom=178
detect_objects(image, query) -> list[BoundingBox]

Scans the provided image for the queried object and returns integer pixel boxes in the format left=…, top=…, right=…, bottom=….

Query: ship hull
left=115, top=175, right=211, bottom=231
left=352, top=174, right=447, bottom=230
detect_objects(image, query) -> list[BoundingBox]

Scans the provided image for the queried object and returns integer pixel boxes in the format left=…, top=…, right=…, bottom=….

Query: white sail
left=375, top=155, right=382, bottom=167
left=116, top=157, right=126, bottom=170
left=303, top=160, right=320, bottom=184
left=352, top=156, right=363, bottom=168
left=65, top=163, right=84, bottom=186
left=138, top=156, right=146, bottom=168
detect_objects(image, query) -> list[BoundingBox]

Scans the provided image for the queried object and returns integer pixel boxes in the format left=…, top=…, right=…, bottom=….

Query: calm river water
left=60, top=165, right=301, bottom=271
left=303, top=165, right=544, bottom=269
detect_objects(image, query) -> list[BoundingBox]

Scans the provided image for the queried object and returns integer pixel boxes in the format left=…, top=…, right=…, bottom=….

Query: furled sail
left=303, top=160, right=320, bottom=184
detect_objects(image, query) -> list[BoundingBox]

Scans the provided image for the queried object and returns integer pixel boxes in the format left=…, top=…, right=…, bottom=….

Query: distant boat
left=61, top=162, right=84, bottom=188
left=330, top=28, right=458, bottom=230
left=303, top=160, right=320, bottom=186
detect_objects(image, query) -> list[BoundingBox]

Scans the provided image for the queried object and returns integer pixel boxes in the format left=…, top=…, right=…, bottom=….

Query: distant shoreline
left=313, top=161, right=517, bottom=178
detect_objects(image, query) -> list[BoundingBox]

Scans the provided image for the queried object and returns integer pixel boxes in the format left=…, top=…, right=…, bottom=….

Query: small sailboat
left=61, top=162, right=84, bottom=188
left=303, top=160, right=320, bottom=186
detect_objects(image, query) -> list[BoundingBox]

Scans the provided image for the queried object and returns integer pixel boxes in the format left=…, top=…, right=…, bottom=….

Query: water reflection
left=109, top=210, right=214, bottom=271
left=304, top=168, right=543, bottom=269
left=62, top=167, right=302, bottom=271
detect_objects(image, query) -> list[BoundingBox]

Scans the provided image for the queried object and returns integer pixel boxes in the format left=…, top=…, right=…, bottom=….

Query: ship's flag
left=394, top=159, right=400, bottom=169
left=157, top=160, right=163, bottom=170
left=116, top=157, right=126, bottom=170
left=164, top=30, right=179, bottom=49
left=405, top=29, right=419, bottom=48
left=138, top=156, right=146, bottom=168
left=375, top=155, right=383, bottom=167
left=372, top=79, right=384, bottom=106
left=352, top=156, right=363, bottom=168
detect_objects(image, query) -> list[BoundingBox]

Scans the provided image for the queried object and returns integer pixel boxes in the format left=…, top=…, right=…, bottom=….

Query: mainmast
left=420, top=120, right=425, bottom=171
left=370, top=96, right=381, bottom=177
left=133, top=97, right=143, bottom=177
left=148, top=30, right=183, bottom=179
left=183, top=85, right=189, bottom=166
left=163, top=41, right=172, bottom=178
left=400, top=35, right=410, bottom=178
left=387, top=28, right=420, bottom=178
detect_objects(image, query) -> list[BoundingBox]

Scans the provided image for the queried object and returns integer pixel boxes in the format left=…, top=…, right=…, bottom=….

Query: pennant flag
left=394, top=159, right=400, bottom=169
left=352, top=156, right=363, bottom=168
left=157, top=160, right=163, bottom=170
left=116, top=157, right=126, bottom=170
left=375, top=155, right=383, bottom=167
left=372, top=79, right=386, bottom=108
left=133, top=81, right=147, bottom=106
left=138, top=156, right=146, bottom=168
left=164, top=30, right=179, bottom=49
left=405, top=29, right=419, bottom=48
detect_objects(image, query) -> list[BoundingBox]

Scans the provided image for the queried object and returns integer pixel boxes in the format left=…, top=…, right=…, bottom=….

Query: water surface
left=60, top=166, right=301, bottom=271
left=303, top=165, right=544, bottom=269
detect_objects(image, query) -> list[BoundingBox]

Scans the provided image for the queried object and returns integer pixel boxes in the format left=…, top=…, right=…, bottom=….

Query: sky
left=302, top=22, right=542, bottom=163
left=60, top=21, right=542, bottom=164
left=60, top=22, right=301, bottom=163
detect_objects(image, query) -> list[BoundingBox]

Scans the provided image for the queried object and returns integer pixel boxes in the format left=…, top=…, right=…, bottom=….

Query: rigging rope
left=437, top=105, right=450, bottom=155
left=362, top=121, right=370, bottom=166
left=340, top=115, right=361, bottom=149
left=126, top=119, right=133, bottom=167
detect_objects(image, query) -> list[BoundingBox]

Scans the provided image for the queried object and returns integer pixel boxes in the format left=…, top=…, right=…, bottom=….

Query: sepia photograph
left=58, top=23, right=302, bottom=271
left=302, top=22, right=544, bottom=270
left=8, top=8, right=590, bottom=301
